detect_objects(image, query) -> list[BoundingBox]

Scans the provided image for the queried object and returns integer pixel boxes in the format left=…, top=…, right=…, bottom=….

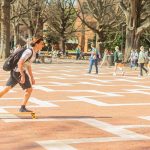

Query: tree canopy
left=0, top=0, right=150, bottom=59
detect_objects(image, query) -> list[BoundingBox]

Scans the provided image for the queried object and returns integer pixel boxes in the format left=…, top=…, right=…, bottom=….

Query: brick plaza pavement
left=0, top=61, right=150, bottom=150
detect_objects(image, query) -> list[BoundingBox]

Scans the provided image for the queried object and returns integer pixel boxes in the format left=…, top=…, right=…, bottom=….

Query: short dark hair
left=30, top=37, right=43, bottom=47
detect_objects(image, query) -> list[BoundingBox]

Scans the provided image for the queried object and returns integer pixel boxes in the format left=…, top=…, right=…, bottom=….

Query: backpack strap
left=23, top=48, right=33, bottom=62
left=26, top=48, right=33, bottom=62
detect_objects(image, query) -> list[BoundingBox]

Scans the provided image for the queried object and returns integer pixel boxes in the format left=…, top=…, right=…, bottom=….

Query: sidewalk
left=0, top=62, right=150, bottom=150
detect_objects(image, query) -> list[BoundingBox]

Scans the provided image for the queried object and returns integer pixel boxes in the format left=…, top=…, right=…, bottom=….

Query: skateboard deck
left=16, top=112, right=36, bottom=119
left=0, top=112, right=37, bottom=119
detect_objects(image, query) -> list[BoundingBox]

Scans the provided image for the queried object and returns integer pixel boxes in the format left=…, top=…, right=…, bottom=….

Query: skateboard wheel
left=31, top=113, right=36, bottom=119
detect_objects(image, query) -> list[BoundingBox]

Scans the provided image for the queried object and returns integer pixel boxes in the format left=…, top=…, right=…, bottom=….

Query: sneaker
left=19, top=107, right=32, bottom=112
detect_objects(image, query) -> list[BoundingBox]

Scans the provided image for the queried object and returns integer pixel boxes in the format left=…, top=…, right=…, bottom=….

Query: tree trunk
left=120, top=0, right=142, bottom=62
left=124, top=28, right=135, bottom=61
left=61, top=37, right=66, bottom=55
left=124, top=29, right=141, bottom=62
left=80, top=24, right=85, bottom=52
left=28, top=28, right=33, bottom=38
left=97, top=31, right=104, bottom=53
left=13, top=24, right=20, bottom=47
left=0, top=0, right=11, bottom=59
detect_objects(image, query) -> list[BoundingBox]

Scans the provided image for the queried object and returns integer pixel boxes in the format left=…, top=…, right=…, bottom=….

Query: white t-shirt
left=14, top=48, right=36, bottom=72
left=20, top=49, right=32, bottom=61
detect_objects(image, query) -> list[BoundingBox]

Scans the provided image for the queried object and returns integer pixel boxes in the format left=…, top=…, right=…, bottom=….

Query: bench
left=67, top=52, right=91, bottom=60
left=39, top=51, right=52, bottom=63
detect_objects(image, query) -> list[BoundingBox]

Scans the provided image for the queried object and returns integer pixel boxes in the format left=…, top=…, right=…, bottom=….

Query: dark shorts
left=6, top=71, right=31, bottom=90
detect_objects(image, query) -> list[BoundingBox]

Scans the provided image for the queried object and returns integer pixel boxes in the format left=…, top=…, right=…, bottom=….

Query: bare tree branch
left=136, top=19, right=150, bottom=35
left=119, top=0, right=129, bottom=19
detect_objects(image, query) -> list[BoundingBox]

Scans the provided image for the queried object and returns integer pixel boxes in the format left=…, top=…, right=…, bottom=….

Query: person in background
left=144, top=48, right=149, bottom=67
left=75, top=44, right=81, bottom=60
left=88, top=43, right=101, bottom=74
left=100, top=49, right=110, bottom=68
left=80, top=51, right=85, bottom=60
left=14, top=44, right=22, bottom=53
left=138, top=46, right=148, bottom=77
left=129, top=49, right=138, bottom=70
left=113, top=46, right=125, bottom=76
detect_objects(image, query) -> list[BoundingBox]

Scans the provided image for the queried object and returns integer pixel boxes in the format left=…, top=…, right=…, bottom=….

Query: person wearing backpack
left=113, top=46, right=125, bottom=76
left=138, top=46, right=148, bottom=77
left=0, top=37, right=45, bottom=112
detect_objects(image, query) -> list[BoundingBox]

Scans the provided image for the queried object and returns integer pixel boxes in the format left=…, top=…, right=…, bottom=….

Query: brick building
left=74, top=1, right=96, bottom=52
left=75, top=18, right=95, bottom=52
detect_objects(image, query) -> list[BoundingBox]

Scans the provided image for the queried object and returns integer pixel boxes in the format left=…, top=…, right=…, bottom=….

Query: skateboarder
left=0, top=37, right=45, bottom=112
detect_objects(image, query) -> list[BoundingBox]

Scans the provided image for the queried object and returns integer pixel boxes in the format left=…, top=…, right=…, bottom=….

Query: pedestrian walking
left=100, top=49, right=110, bottom=68
left=88, top=44, right=101, bottom=74
left=138, top=46, right=148, bottom=77
left=75, top=44, right=81, bottom=60
left=129, top=49, right=138, bottom=70
left=0, top=37, right=45, bottom=112
left=144, top=48, right=149, bottom=67
left=113, top=46, right=125, bottom=76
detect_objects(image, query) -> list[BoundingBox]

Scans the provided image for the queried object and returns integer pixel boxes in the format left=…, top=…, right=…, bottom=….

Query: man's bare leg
left=20, top=87, right=33, bottom=112
left=0, top=86, right=12, bottom=97
left=22, top=88, right=32, bottom=105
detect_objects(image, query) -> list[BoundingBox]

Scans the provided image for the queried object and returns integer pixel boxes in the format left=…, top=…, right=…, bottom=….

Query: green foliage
left=140, top=34, right=150, bottom=50
left=104, top=33, right=124, bottom=51
left=45, top=33, right=60, bottom=44
left=67, top=49, right=76, bottom=53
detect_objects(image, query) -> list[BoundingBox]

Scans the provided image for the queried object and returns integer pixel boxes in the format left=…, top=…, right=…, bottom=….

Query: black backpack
left=3, top=47, right=33, bottom=71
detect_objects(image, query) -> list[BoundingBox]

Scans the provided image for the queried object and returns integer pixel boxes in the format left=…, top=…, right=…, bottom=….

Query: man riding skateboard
left=0, top=37, right=45, bottom=112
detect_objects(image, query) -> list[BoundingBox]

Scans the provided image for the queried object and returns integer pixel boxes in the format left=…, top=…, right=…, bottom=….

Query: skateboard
left=17, top=112, right=37, bottom=119
left=0, top=112, right=37, bottom=119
